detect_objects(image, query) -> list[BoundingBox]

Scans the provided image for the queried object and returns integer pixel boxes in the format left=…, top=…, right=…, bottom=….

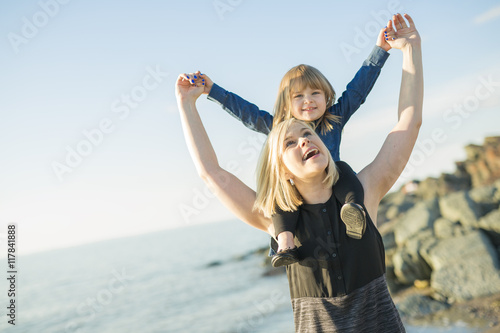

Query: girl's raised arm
left=358, top=14, right=424, bottom=217
left=175, top=74, right=274, bottom=236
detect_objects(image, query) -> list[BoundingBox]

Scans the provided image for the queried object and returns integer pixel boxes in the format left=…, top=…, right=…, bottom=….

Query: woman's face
left=281, top=122, right=329, bottom=182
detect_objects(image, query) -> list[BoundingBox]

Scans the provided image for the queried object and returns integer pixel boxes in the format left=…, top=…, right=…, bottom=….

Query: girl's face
left=289, top=86, right=327, bottom=122
left=281, top=122, right=329, bottom=182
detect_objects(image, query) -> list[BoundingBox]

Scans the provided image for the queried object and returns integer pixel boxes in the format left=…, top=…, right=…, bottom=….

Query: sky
left=1, top=0, right=500, bottom=255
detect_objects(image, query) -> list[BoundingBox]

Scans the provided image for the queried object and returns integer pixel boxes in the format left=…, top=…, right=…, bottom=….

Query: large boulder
left=378, top=191, right=417, bottom=225
left=438, top=191, right=481, bottom=227
left=417, top=234, right=440, bottom=269
left=431, top=257, right=500, bottom=302
left=469, top=185, right=499, bottom=216
left=461, top=137, right=500, bottom=188
left=396, top=294, right=448, bottom=319
left=469, top=185, right=499, bottom=204
left=385, top=196, right=416, bottom=221
left=433, top=217, right=473, bottom=239
left=393, top=230, right=433, bottom=284
left=477, top=208, right=500, bottom=247
left=394, top=198, right=440, bottom=246
left=415, top=173, right=470, bottom=200
left=426, top=230, right=496, bottom=270
left=428, top=231, right=500, bottom=302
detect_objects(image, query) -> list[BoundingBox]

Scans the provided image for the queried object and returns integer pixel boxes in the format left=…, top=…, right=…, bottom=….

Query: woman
left=176, top=13, right=422, bottom=333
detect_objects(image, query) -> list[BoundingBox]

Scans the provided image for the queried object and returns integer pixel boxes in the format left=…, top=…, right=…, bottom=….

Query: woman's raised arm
left=358, top=14, right=424, bottom=216
left=175, top=74, right=273, bottom=236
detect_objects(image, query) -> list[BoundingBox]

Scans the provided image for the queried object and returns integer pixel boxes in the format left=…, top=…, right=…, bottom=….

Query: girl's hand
left=175, top=73, right=204, bottom=103
left=376, top=27, right=391, bottom=52
left=384, top=13, right=421, bottom=50
left=180, top=71, right=214, bottom=95
left=192, top=71, right=214, bottom=95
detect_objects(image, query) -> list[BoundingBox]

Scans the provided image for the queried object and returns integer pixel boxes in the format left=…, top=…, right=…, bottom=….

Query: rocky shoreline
left=377, top=136, right=500, bottom=330
left=393, top=286, right=500, bottom=331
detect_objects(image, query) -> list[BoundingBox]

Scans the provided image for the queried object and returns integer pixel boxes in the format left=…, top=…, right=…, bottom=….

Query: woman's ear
left=282, top=164, right=292, bottom=181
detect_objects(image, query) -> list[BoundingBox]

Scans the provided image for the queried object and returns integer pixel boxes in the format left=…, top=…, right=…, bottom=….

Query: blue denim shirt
left=207, top=46, right=389, bottom=162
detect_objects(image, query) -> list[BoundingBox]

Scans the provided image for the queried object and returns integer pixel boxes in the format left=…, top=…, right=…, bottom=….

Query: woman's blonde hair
left=254, top=118, right=339, bottom=218
left=273, top=64, right=340, bottom=135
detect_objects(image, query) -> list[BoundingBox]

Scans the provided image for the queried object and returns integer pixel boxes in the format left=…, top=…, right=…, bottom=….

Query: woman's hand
left=384, top=13, right=421, bottom=50
left=175, top=73, right=204, bottom=103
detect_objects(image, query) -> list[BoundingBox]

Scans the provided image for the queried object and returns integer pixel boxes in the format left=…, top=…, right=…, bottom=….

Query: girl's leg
left=276, top=231, right=295, bottom=252
left=273, top=208, right=299, bottom=250
left=334, top=162, right=367, bottom=239
left=271, top=208, right=300, bottom=267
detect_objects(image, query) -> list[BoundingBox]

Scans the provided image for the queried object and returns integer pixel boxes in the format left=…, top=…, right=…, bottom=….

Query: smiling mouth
left=302, top=148, right=319, bottom=161
left=302, top=107, right=316, bottom=112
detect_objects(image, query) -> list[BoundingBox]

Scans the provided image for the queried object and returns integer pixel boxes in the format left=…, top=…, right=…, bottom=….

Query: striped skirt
left=291, top=275, right=405, bottom=333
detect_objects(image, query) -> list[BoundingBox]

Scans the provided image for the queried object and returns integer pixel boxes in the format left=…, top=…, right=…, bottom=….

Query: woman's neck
left=294, top=177, right=332, bottom=204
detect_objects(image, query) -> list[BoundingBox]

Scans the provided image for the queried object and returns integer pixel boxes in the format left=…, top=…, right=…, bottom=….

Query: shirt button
left=322, top=208, right=327, bottom=213
left=327, top=231, right=332, bottom=235
left=337, top=276, right=342, bottom=280
left=332, top=253, right=337, bottom=258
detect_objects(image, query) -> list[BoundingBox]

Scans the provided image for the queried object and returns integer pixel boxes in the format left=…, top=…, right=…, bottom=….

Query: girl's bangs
left=289, top=72, right=324, bottom=94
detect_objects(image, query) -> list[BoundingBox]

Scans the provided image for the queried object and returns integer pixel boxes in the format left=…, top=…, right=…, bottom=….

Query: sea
left=0, top=220, right=487, bottom=333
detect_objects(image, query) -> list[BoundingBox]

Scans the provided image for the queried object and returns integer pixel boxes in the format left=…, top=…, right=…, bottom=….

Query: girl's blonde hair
left=273, top=64, right=340, bottom=135
left=254, top=118, right=339, bottom=218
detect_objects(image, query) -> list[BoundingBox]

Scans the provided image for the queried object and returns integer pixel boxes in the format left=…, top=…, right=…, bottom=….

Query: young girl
left=187, top=27, right=393, bottom=266
left=176, top=13, right=422, bottom=331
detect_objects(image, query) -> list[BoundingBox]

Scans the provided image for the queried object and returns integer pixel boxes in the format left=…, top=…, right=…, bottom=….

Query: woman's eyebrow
left=284, top=131, right=298, bottom=142
left=284, top=127, right=309, bottom=141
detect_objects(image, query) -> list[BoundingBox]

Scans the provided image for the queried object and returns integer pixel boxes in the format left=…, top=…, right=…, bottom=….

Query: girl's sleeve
left=331, top=46, right=390, bottom=129
left=207, top=83, right=274, bottom=134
